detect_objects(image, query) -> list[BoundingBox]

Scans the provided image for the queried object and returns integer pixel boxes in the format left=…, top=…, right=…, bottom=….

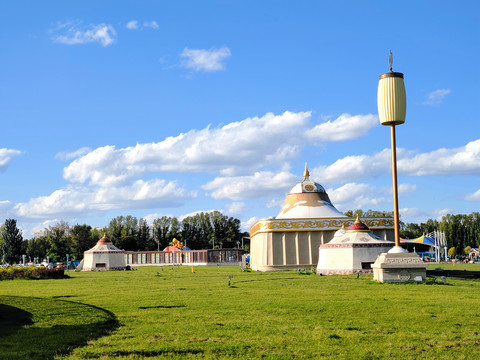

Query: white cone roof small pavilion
left=81, top=234, right=126, bottom=271
left=316, top=217, right=394, bottom=275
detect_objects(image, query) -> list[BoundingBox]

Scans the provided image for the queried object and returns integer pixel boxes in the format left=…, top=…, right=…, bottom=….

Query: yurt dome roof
left=276, top=164, right=346, bottom=219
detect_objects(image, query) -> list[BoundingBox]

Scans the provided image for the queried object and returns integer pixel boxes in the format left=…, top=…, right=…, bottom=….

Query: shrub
left=0, top=266, right=65, bottom=281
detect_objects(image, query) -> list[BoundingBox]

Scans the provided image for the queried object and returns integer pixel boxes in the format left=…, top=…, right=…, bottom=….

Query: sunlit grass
left=1, top=265, right=480, bottom=359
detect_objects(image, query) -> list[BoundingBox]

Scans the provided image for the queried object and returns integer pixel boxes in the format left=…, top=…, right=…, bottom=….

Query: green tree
left=26, top=236, right=50, bottom=261
left=153, top=216, right=172, bottom=251
left=167, top=217, right=181, bottom=243
left=137, top=218, right=155, bottom=251
left=464, top=246, right=472, bottom=257
left=107, top=215, right=138, bottom=251
left=0, top=219, right=24, bottom=264
left=46, top=221, right=72, bottom=262
left=70, top=224, right=95, bottom=260
left=447, top=246, right=456, bottom=258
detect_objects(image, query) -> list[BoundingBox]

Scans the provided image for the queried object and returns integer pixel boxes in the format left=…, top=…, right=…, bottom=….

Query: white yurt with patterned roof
left=316, top=217, right=394, bottom=275
left=81, top=234, right=126, bottom=271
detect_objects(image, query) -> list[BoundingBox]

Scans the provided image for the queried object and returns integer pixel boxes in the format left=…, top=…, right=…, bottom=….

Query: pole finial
left=303, top=163, right=310, bottom=178
left=389, top=51, right=393, bottom=72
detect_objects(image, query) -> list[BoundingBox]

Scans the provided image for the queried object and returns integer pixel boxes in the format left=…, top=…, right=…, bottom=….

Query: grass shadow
left=0, top=304, right=33, bottom=338
left=139, top=305, right=186, bottom=309
left=0, top=296, right=119, bottom=360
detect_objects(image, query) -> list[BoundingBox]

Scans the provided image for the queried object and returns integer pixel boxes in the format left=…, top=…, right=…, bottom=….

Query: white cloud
left=307, top=114, right=379, bottom=142
left=328, top=182, right=390, bottom=211
left=424, top=89, right=451, bottom=105
left=225, top=202, right=246, bottom=215
left=311, top=149, right=392, bottom=185
left=13, top=180, right=196, bottom=219
left=178, top=209, right=217, bottom=221
left=241, top=216, right=259, bottom=232
left=55, top=147, right=92, bottom=161
left=142, top=212, right=174, bottom=224
left=465, top=189, right=480, bottom=201
left=126, top=20, right=158, bottom=30
left=399, top=207, right=420, bottom=220
left=311, top=139, right=480, bottom=186
left=0, top=148, right=22, bottom=171
left=398, top=183, right=416, bottom=195
left=126, top=20, right=139, bottom=30
left=203, top=171, right=298, bottom=200
left=180, top=47, right=231, bottom=72
left=144, top=21, right=159, bottom=29
left=53, top=23, right=116, bottom=47
left=63, top=111, right=311, bottom=185
left=398, top=139, right=480, bottom=176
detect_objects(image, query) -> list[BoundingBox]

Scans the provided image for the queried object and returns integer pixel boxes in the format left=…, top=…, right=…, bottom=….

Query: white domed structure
left=81, top=234, right=126, bottom=271
left=316, top=217, right=394, bottom=275
left=276, top=165, right=347, bottom=219
left=249, top=165, right=394, bottom=271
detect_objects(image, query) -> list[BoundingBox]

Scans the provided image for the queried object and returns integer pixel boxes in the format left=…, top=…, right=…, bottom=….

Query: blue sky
left=0, top=1, right=479, bottom=237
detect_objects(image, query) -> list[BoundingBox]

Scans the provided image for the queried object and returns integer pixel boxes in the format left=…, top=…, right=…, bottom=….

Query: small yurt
left=316, top=217, right=394, bottom=275
left=82, top=234, right=126, bottom=271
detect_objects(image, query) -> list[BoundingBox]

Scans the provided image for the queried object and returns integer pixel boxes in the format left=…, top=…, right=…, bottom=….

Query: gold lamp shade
left=377, top=72, right=406, bottom=126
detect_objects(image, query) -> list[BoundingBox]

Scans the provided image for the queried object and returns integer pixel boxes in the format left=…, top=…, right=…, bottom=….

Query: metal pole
left=390, top=125, right=401, bottom=247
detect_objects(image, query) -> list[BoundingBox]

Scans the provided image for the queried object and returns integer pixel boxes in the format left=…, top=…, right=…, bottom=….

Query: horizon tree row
left=1, top=211, right=247, bottom=264
left=3, top=210, right=480, bottom=264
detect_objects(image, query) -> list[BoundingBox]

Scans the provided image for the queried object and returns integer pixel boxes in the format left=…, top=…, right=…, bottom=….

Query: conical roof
left=85, top=234, right=123, bottom=253
left=276, top=164, right=346, bottom=219
left=325, top=217, right=394, bottom=246
left=97, top=233, right=113, bottom=245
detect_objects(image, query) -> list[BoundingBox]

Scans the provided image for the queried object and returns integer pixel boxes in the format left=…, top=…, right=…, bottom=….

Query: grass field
left=1, top=264, right=480, bottom=359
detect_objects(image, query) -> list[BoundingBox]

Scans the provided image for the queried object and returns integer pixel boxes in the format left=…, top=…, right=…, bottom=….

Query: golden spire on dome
left=355, top=214, right=360, bottom=223
left=303, top=163, right=310, bottom=178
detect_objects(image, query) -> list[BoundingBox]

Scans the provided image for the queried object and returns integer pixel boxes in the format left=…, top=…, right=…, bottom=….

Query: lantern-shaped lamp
left=377, top=52, right=406, bottom=126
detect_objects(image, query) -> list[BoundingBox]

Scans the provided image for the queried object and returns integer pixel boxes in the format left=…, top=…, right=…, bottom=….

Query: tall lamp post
left=377, top=52, right=406, bottom=252
left=373, top=53, right=427, bottom=282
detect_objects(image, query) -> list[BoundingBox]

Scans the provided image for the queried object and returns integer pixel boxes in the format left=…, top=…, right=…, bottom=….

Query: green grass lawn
left=1, top=265, right=480, bottom=359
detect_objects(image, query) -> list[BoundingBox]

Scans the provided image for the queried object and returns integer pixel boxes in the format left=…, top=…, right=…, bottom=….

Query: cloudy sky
left=0, top=1, right=479, bottom=237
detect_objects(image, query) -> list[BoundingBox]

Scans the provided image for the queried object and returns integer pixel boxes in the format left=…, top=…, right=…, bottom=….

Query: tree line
left=0, top=211, right=247, bottom=264
left=347, top=209, right=480, bottom=256
left=2, top=210, right=479, bottom=264
left=400, top=212, right=480, bottom=257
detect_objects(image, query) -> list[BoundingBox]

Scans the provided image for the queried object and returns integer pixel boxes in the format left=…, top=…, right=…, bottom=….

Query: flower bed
left=0, top=266, right=66, bottom=280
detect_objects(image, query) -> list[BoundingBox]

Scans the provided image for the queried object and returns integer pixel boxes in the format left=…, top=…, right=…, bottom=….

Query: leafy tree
left=464, top=246, right=472, bottom=257
left=70, top=224, right=96, bottom=260
left=153, top=216, right=172, bottom=251
left=181, top=215, right=199, bottom=249
left=107, top=215, right=138, bottom=251
left=167, top=217, right=181, bottom=243
left=46, top=221, right=72, bottom=262
left=0, top=219, right=24, bottom=264
left=137, top=218, right=155, bottom=251
left=344, top=209, right=393, bottom=218
left=26, top=236, right=51, bottom=261
left=447, top=247, right=456, bottom=258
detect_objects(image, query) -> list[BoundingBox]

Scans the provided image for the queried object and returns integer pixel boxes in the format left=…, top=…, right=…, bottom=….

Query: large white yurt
left=249, top=165, right=394, bottom=271
left=316, top=217, right=394, bottom=275
left=82, top=234, right=126, bottom=271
